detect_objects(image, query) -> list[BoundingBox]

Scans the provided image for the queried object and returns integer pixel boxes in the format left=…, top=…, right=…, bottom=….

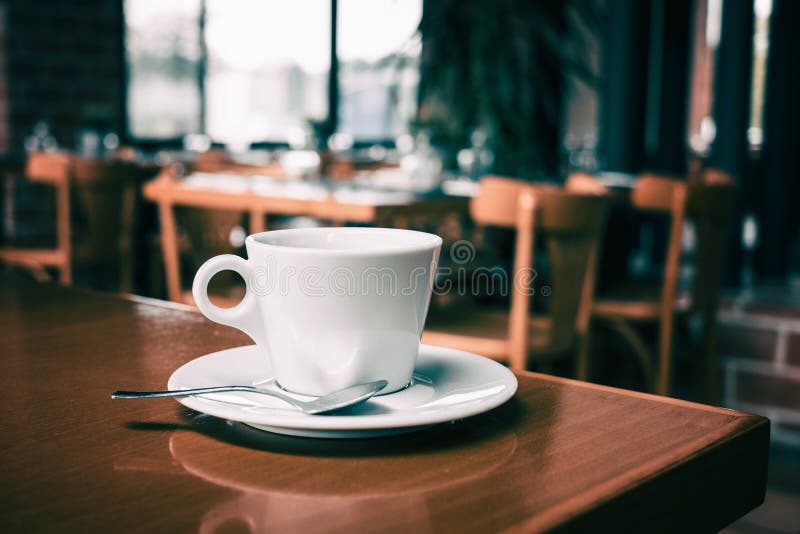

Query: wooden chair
left=70, top=157, right=143, bottom=292
left=152, top=163, right=248, bottom=306
left=566, top=171, right=735, bottom=398
left=685, top=170, right=737, bottom=402
left=0, top=152, right=148, bottom=290
left=423, top=176, right=607, bottom=374
left=0, top=152, right=72, bottom=283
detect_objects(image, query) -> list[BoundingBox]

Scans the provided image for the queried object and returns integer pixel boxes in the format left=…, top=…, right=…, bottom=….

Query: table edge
left=514, top=368, right=768, bottom=421
left=506, top=412, right=770, bottom=532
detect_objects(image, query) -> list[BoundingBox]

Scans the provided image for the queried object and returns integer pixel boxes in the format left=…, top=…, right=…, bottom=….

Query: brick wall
left=1, top=0, right=125, bottom=151
left=719, top=301, right=800, bottom=446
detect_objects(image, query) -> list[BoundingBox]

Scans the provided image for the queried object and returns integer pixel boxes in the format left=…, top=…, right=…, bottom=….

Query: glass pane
left=338, top=0, right=422, bottom=140
left=125, top=0, right=202, bottom=139
left=205, top=0, right=330, bottom=145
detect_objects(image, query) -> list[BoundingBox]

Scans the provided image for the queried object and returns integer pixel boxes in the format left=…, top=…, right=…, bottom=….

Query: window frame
left=122, top=0, right=416, bottom=148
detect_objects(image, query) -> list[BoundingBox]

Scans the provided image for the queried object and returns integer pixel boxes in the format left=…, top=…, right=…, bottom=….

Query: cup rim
left=245, top=227, right=442, bottom=256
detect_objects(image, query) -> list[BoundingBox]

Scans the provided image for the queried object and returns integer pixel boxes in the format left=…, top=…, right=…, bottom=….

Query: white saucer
left=168, top=344, right=517, bottom=438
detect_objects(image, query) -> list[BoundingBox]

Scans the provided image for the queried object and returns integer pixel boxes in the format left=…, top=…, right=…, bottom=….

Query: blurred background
left=0, top=1, right=797, bottom=530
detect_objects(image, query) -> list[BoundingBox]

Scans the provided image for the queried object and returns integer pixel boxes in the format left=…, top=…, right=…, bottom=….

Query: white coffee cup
left=192, top=227, right=442, bottom=396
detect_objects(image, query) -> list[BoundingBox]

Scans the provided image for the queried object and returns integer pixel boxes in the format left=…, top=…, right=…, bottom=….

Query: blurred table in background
left=143, top=170, right=469, bottom=303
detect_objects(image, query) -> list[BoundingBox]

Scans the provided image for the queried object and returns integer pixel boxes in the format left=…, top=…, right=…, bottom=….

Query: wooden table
left=143, top=173, right=469, bottom=302
left=0, top=275, right=769, bottom=533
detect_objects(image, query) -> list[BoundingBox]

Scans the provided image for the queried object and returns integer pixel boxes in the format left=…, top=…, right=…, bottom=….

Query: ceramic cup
left=192, top=227, right=442, bottom=396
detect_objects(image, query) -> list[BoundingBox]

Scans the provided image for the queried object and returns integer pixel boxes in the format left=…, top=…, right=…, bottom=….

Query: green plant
left=417, top=0, right=600, bottom=179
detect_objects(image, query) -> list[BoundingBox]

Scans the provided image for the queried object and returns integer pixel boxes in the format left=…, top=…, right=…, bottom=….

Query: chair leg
left=606, top=317, right=656, bottom=392
left=56, top=178, right=72, bottom=285
left=701, top=308, right=721, bottom=404
left=508, top=343, right=528, bottom=372
left=58, top=258, right=72, bottom=285
left=576, top=330, right=591, bottom=382
left=119, top=185, right=136, bottom=294
left=9, top=258, right=53, bottom=283
left=158, top=201, right=182, bottom=302
left=656, top=314, right=674, bottom=396
left=249, top=209, right=266, bottom=234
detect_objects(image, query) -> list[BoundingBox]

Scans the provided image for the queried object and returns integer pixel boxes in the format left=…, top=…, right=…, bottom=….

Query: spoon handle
left=111, top=385, right=307, bottom=410
left=113, top=385, right=260, bottom=399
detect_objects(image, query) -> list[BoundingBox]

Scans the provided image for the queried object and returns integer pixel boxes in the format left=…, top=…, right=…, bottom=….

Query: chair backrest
left=686, top=170, right=736, bottom=221
left=687, top=170, right=736, bottom=312
left=564, top=172, right=608, bottom=195
left=473, top=176, right=607, bottom=361
left=70, top=158, right=143, bottom=277
left=623, top=171, right=735, bottom=312
left=566, top=170, right=736, bottom=316
left=471, top=176, right=560, bottom=226
left=631, top=173, right=688, bottom=213
left=473, top=176, right=606, bottom=232
left=25, top=151, right=72, bottom=183
left=24, top=152, right=73, bottom=281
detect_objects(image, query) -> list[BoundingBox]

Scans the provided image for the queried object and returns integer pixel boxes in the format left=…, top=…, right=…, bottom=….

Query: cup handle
left=192, top=254, right=267, bottom=348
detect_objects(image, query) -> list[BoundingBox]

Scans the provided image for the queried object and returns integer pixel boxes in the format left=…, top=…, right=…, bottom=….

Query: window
left=687, top=0, right=773, bottom=154
left=337, top=0, right=421, bottom=141
left=124, top=0, right=422, bottom=144
left=205, top=0, right=330, bottom=146
left=125, top=0, right=203, bottom=139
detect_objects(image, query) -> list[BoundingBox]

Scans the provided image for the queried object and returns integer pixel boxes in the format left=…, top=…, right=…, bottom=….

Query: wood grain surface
left=0, top=275, right=768, bottom=533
